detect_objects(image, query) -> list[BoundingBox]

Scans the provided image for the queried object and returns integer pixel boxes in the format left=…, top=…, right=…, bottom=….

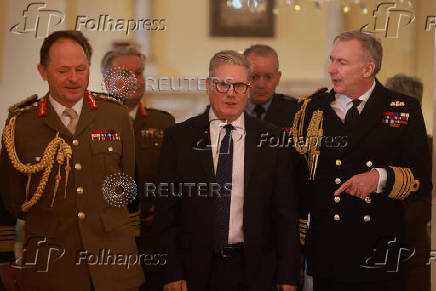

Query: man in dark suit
left=243, top=45, right=298, bottom=129
left=154, top=50, right=299, bottom=291
left=293, top=31, right=432, bottom=291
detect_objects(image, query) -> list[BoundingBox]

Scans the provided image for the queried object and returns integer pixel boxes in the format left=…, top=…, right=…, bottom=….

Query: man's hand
left=0, top=263, right=21, bottom=291
left=276, top=284, right=297, bottom=291
left=163, top=280, right=187, bottom=291
left=334, top=170, right=379, bottom=199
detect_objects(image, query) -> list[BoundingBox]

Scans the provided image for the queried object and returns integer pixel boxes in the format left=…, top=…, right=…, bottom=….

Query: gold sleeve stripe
left=0, top=226, right=16, bottom=232
left=388, top=166, right=420, bottom=200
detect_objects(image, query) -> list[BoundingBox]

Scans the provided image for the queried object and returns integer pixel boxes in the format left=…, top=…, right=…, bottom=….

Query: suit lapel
left=192, top=112, right=216, bottom=183
left=243, top=115, right=258, bottom=196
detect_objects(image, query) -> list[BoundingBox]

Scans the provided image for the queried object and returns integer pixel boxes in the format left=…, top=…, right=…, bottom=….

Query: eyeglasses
left=213, top=80, right=250, bottom=94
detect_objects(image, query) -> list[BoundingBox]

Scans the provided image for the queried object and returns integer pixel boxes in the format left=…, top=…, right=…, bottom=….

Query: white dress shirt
left=209, top=109, right=245, bottom=243
left=48, top=95, right=83, bottom=128
left=129, top=104, right=138, bottom=121
left=329, top=81, right=386, bottom=193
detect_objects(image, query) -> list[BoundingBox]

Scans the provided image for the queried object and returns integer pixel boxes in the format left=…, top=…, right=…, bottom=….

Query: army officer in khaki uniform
left=0, top=30, right=144, bottom=291
left=102, top=44, right=175, bottom=291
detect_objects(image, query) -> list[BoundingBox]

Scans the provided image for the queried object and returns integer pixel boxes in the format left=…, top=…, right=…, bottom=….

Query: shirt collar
left=245, top=97, right=273, bottom=116
left=48, top=94, right=83, bottom=118
left=335, top=80, right=376, bottom=109
left=209, top=107, right=245, bottom=132
left=129, top=104, right=139, bottom=120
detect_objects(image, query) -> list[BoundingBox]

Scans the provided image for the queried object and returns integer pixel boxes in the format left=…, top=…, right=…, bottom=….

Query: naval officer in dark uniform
left=293, top=31, right=431, bottom=291
left=102, top=44, right=175, bottom=291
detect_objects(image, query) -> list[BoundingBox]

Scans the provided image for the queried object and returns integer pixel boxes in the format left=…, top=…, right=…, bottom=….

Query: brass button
left=335, top=159, right=342, bottom=166
left=335, top=178, right=341, bottom=184
left=334, top=214, right=340, bottom=221
left=72, top=139, right=79, bottom=146
left=35, top=156, right=41, bottom=162
left=334, top=196, right=341, bottom=203
left=107, top=146, right=113, bottom=152
left=74, top=163, right=82, bottom=170
left=153, top=142, right=160, bottom=147
left=365, top=196, right=372, bottom=204
left=366, top=161, right=373, bottom=168
left=364, top=215, right=371, bottom=222
left=76, top=186, right=84, bottom=194
left=77, top=212, right=85, bottom=220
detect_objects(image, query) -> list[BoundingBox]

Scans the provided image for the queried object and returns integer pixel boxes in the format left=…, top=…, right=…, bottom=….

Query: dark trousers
left=313, top=277, right=403, bottom=291
left=207, top=254, right=248, bottom=291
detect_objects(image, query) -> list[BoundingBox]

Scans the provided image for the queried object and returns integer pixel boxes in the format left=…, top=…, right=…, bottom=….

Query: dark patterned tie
left=214, top=124, right=234, bottom=252
left=254, top=105, right=265, bottom=119
left=344, top=99, right=362, bottom=129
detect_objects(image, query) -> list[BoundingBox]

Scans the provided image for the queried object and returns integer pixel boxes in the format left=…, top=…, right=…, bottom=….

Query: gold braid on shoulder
left=292, top=98, right=324, bottom=180
left=2, top=116, right=72, bottom=212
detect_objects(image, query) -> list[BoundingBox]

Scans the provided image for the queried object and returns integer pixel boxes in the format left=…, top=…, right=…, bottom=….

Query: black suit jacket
left=296, top=81, right=432, bottom=282
left=263, top=93, right=298, bottom=128
left=154, top=111, right=300, bottom=291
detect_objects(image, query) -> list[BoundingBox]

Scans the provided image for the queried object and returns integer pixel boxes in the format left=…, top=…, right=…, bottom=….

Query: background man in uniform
left=101, top=44, right=175, bottom=291
left=0, top=30, right=144, bottom=291
left=243, top=44, right=298, bottom=128
left=294, top=31, right=431, bottom=291
left=154, top=50, right=299, bottom=291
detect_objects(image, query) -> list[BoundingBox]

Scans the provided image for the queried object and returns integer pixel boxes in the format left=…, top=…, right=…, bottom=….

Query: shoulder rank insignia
left=38, top=98, right=47, bottom=117
left=139, top=102, right=147, bottom=117
left=92, top=91, right=124, bottom=105
left=383, top=111, right=409, bottom=127
left=390, top=100, right=405, bottom=107
left=8, top=94, right=38, bottom=114
left=297, top=87, right=328, bottom=103
left=85, top=90, right=98, bottom=110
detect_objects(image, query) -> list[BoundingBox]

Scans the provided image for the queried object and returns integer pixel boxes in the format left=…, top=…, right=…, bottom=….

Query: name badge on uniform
left=141, top=128, right=164, bottom=139
left=91, top=129, right=121, bottom=141
left=383, top=112, right=409, bottom=128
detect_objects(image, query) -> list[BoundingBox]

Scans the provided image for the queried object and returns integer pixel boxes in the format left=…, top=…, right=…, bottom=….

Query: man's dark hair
left=40, top=30, right=92, bottom=68
left=386, top=73, right=423, bottom=104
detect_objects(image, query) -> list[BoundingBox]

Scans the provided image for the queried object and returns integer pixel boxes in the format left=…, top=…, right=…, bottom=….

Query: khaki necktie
left=64, top=108, right=79, bottom=134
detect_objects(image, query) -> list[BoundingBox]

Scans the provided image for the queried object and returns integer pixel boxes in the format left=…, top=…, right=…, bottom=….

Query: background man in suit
left=102, top=44, right=175, bottom=291
left=0, top=30, right=143, bottom=291
left=243, top=44, right=298, bottom=129
left=294, top=31, right=431, bottom=291
left=154, top=50, right=299, bottom=291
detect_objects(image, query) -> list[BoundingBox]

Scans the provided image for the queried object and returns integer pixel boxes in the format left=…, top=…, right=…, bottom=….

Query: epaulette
left=297, top=87, right=328, bottom=103
left=92, top=91, right=125, bottom=105
left=8, top=94, right=38, bottom=114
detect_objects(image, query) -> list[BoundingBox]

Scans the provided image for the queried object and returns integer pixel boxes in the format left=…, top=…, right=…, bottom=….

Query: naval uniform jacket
left=296, top=81, right=432, bottom=282
left=0, top=92, right=144, bottom=291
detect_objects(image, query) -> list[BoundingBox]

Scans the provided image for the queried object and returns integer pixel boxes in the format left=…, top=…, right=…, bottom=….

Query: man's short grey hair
left=243, top=44, right=279, bottom=71
left=101, top=42, right=146, bottom=75
left=334, top=30, right=383, bottom=76
left=386, top=73, right=423, bottom=104
left=209, top=50, right=251, bottom=78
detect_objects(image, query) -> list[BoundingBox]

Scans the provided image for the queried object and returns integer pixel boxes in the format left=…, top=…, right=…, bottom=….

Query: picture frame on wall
left=210, top=0, right=275, bottom=37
